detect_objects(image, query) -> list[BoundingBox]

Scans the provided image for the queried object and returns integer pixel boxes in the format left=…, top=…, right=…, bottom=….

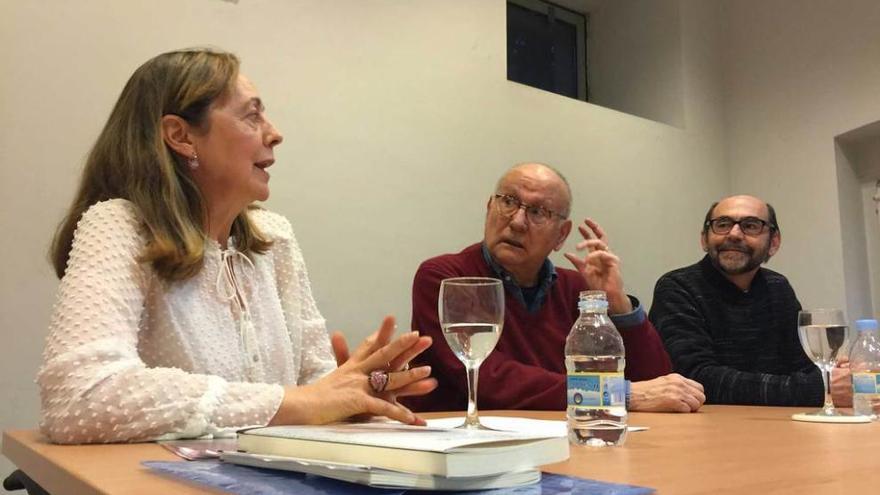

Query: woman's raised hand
left=270, top=316, right=436, bottom=426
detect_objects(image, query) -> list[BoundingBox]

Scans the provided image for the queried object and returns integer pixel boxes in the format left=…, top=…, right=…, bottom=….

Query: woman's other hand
left=831, top=359, right=853, bottom=408
left=270, top=316, right=436, bottom=426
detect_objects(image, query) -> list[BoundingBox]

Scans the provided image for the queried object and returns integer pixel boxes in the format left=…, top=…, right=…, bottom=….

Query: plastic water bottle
left=565, top=290, right=627, bottom=447
left=850, top=318, right=880, bottom=420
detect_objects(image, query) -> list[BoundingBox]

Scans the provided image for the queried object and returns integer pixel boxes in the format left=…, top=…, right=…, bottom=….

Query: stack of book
left=222, top=418, right=570, bottom=490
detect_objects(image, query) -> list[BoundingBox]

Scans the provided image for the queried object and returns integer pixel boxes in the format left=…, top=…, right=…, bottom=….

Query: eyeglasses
left=492, top=194, right=566, bottom=225
left=706, top=216, right=775, bottom=236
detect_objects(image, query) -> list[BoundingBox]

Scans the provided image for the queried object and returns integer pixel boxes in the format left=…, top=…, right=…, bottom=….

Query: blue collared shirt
left=481, top=243, right=557, bottom=313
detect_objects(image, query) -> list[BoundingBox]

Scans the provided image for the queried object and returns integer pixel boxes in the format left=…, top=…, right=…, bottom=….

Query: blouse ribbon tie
left=215, top=248, right=260, bottom=380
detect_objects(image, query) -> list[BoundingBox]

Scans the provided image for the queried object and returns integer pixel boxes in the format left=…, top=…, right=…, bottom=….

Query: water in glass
left=442, top=323, right=501, bottom=367
left=798, top=324, right=848, bottom=370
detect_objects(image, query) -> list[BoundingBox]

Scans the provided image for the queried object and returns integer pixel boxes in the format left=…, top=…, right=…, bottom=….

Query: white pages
left=222, top=451, right=541, bottom=490
left=235, top=417, right=570, bottom=477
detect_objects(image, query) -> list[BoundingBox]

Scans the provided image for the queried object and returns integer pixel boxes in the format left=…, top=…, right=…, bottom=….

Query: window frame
left=507, top=0, right=588, bottom=101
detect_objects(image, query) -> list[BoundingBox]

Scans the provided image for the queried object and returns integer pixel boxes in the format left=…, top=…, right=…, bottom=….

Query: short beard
left=707, top=240, right=770, bottom=276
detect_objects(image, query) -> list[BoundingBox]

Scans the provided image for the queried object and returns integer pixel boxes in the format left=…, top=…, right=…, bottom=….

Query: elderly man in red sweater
left=404, top=163, right=705, bottom=413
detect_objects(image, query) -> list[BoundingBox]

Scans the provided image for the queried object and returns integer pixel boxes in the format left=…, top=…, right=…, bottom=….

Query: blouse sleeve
left=38, top=200, right=284, bottom=444
left=251, top=209, right=335, bottom=385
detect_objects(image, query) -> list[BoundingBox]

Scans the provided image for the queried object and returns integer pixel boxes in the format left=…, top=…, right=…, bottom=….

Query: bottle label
left=566, top=372, right=625, bottom=408
left=852, top=372, right=880, bottom=394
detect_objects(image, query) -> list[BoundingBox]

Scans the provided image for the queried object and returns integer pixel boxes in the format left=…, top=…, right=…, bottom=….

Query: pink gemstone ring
left=369, top=370, right=390, bottom=393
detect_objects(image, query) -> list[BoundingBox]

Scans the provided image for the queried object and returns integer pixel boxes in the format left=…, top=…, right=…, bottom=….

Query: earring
left=188, top=152, right=199, bottom=170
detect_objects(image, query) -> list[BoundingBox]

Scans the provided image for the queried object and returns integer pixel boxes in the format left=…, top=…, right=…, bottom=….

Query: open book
left=233, top=419, right=569, bottom=478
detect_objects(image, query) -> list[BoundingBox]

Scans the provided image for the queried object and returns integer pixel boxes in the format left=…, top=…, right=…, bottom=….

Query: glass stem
left=822, top=368, right=835, bottom=413
left=464, top=365, right=481, bottom=428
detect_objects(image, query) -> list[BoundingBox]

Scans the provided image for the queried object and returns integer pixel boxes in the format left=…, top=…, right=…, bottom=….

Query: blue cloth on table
left=143, top=460, right=655, bottom=495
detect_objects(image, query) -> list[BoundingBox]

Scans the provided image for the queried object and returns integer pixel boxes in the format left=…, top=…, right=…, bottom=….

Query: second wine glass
left=794, top=308, right=866, bottom=423
left=439, top=277, right=504, bottom=429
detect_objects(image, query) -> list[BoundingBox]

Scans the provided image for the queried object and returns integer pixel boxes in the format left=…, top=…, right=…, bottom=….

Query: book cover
left=144, top=460, right=656, bottom=494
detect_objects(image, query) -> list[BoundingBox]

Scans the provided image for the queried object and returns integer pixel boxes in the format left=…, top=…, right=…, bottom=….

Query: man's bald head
left=495, top=163, right=572, bottom=218
left=702, top=195, right=778, bottom=235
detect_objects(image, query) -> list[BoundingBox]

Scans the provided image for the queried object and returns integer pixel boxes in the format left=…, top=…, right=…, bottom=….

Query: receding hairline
left=703, top=194, right=780, bottom=234
left=713, top=195, right=771, bottom=217
left=495, top=162, right=572, bottom=217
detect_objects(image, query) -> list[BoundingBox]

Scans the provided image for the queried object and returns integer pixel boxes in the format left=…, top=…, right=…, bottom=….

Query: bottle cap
left=579, top=290, right=607, bottom=302
left=578, top=299, right=609, bottom=311
left=855, top=319, right=879, bottom=332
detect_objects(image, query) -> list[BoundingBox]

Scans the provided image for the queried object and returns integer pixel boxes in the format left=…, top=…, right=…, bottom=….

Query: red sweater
left=404, top=243, right=672, bottom=412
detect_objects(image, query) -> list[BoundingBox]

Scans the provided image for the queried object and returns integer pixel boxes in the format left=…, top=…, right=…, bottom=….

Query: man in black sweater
left=649, top=195, right=850, bottom=406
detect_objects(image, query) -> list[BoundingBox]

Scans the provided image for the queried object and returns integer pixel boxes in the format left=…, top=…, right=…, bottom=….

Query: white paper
left=425, top=416, right=649, bottom=434
left=248, top=421, right=558, bottom=452
left=425, top=416, right=567, bottom=436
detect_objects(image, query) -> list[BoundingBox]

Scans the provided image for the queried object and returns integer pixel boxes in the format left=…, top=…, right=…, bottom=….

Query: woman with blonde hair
left=38, top=48, right=436, bottom=444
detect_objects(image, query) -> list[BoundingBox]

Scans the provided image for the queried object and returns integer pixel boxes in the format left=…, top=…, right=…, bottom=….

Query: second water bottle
left=564, top=290, right=628, bottom=447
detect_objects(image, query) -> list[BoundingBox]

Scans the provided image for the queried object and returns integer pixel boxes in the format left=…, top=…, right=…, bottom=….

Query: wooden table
left=4, top=406, right=879, bottom=494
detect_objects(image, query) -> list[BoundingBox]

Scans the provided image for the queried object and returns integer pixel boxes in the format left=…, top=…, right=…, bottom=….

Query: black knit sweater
left=649, top=255, right=823, bottom=406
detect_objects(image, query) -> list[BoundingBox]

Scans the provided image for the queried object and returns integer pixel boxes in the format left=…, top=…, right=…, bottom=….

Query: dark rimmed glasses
left=492, top=194, right=566, bottom=225
left=706, top=216, right=775, bottom=236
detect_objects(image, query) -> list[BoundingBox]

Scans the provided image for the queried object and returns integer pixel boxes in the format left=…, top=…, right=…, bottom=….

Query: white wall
left=588, top=0, right=686, bottom=127
left=861, top=183, right=880, bottom=316
left=834, top=142, right=872, bottom=320
left=837, top=120, right=880, bottom=317
left=721, top=0, right=880, bottom=315
left=1, top=0, right=728, bottom=478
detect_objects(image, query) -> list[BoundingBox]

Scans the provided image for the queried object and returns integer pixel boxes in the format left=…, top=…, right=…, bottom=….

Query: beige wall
left=721, top=0, right=880, bottom=316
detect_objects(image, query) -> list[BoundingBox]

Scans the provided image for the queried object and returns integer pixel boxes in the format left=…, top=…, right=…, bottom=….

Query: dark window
left=507, top=0, right=587, bottom=101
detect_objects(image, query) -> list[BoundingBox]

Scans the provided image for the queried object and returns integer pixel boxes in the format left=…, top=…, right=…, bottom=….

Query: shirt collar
left=699, top=254, right=765, bottom=296
left=481, top=243, right=558, bottom=312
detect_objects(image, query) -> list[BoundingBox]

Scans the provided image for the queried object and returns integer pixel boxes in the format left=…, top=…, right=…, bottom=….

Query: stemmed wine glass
left=794, top=309, right=864, bottom=422
left=439, top=277, right=504, bottom=429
